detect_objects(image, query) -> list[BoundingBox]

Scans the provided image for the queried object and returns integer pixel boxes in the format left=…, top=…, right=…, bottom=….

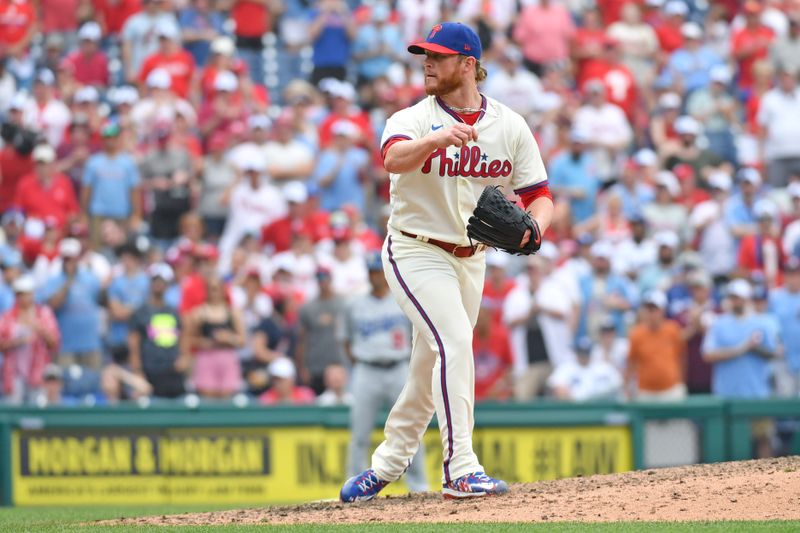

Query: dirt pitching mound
left=104, top=457, right=800, bottom=526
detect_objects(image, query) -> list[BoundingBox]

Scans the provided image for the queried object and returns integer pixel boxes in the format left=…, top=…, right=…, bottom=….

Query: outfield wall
left=0, top=397, right=797, bottom=506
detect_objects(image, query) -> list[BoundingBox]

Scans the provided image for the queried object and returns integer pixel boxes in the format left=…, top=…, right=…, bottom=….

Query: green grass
left=0, top=506, right=797, bottom=532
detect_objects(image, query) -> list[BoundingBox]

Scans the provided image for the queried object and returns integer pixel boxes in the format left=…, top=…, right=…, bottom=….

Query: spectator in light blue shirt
left=724, top=168, right=762, bottom=240
left=702, top=279, right=779, bottom=400
left=313, top=121, right=370, bottom=213
left=607, top=151, right=655, bottom=220
left=38, top=238, right=103, bottom=369
left=666, top=22, right=722, bottom=94
left=352, top=3, right=404, bottom=84
left=768, top=259, right=800, bottom=396
left=178, top=0, right=226, bottom=67
left=548, top=128, right=599, bottom=224
left=0, top=250, right=23, bottom=314
left=82, top=123, right=141, bottom=241
left=106, top=242, right=149, bottom=353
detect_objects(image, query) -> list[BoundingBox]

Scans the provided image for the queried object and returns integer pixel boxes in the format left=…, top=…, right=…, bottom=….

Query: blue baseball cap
left=408, top=22, right=482, bottom=60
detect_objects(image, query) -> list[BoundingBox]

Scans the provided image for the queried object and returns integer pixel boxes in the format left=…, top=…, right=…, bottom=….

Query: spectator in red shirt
left=261, top=182, right=329, bottom=253
left=39, top=0, right=82, bottom=36
left=179, top=243, right=221, bottom=315
left=317, top=80, right=374, bottom=149
left=654, top=1, right=687, bottom=54
left=739, top=200, right=785, bottom=288
left=65, top=22, right=110, bottom=88
left=731, top=1, right=775, bottom=92
left=93, top=0, right=141, bottom=36
left=259, top=356, right=316, bottom=405
left=230, top=0, right=274, bottom=84
left=139, top=21, right=196, bottom=99
left=197, top=71, right=247, bottom=138
left=571, top=7, right=607, bottom=87
left=199, top=36, right=237, bottom=99
left=473, top=303, right=514, bottom=402
left=0, top=99, right=35, bottom=212
left=0, top=0, right=36, bottom=55
left=13, top=144, right=79, bottom=229
left=580, top=37, right=637, bottom=120
left=483, top=251, right=516, bottom=328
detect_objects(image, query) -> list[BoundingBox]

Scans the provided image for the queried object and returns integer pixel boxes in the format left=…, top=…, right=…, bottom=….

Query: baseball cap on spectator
left=365, top=252, right=383, bottom=271
left=59, top=238, right=82, bottom=258
left=708, top=171, right=732, bottom=191
left=752, top=283, right=769, bottom=301
left=156, top=20, right=180, bottom=40
left=239, top=154, right=265, bottom=173
left=283, top=181, right=308, bottom=204
left=574, top=337, right=593, bottom=356
left=1, top=209, right=24, bottom=228
left=12, top=275, right=35, bottom=293
left=316, top=266, right=333, bottom=280
left=486, top=250, right=510, bottom=269
left=332, top=81, right=357, bottom=101
left=753, top=199, right=778, bottom=221
left=331, top=120, right=360, bottom=138
left=687, top=270, right=713, bottom=289
left=24, top=218, right=45, bottom=240
left=146, top=68, right=171, bottom=89
left=40, top=363, right=63, bottom=382
left=35, top=69, right=55, bottom=86
left=101, top=120, right=121, bottom=138
left=737, top=167, right=762, bottom=186
left=269, top=357, right=296, bottom=380
left=148, top=262, right=174, bottom=282
left=590, top=241, right=613, bottom=259
left=74, top=86, right=99, bottom=104
left=654, top=230, right=679, bottom=249
left=655, top=171, right=680, bottom=197
left=658, top=92, right=681, bottom=110
left=633, top=148, right=658, bottom=167
left=710, top=65, right=732, bottom=85
left=247, top=114, right=271, bottom=131
left=673, top=163, right=694, bottom=182
left=407, top=22, right=482, bottom=60
left=727, top=279, right=752, bottom=299
left=664, top=0, right=688, bottom=16
left=210, top=36, right=235, bottom=56
left=46, top=33, right=64, bottom=50
left=109, top=86, right=139, bottom=106
left=33, top=144, right=56, bottom=164
left=499, top=44, right=523, bottom=64
left=78, top=21, right=102, bottom=41
left=2, top=249, right=23, bottom=269
left=214, top=70, right=238, bottom=92
left=9, top=92, right=27, bottom=111
left=674, top=116, right=701, bottom=136
left=643, top=290, right=667, bottom=309
left=681, top=22, right=703, bottom=40
left=538, top=241, right=559, bottom=261
left=569, top=126, right=591, bottom=144
left=599, top=315, right=617, bottom=331
left=584, top=79, right=605, bottom=94
left=193, top=243, right=219, bottom=261
left=787, top=182, right=800, bottom=199
left=533, top=92, right=562, bottom=112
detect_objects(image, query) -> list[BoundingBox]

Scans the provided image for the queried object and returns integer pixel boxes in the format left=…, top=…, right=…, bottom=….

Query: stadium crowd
left=0, top=0, right=800, bottom=409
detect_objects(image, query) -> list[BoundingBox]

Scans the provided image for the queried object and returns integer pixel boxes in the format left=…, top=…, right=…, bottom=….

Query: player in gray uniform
left=344, top=253, right=427, bottom=492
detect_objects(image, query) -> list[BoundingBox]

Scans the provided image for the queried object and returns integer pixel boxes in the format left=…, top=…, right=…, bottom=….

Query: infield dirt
left=103, top=456, right=800, bottom=526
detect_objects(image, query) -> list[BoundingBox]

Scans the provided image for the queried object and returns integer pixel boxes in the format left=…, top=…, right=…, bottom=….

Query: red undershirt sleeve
left=518, top=182, right=553, bottom=208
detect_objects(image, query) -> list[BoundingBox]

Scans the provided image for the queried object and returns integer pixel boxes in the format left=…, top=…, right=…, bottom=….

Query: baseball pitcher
left=340, top=22, right=554, bottom=501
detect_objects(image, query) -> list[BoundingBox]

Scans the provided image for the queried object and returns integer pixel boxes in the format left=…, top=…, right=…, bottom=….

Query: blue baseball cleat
left=339, top=469, right=390, bottom=502
left=442, top=472, right=509, bottom=499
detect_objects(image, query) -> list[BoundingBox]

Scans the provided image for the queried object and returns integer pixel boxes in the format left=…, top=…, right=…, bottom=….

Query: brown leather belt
left=400, top=231, right=485, bottom=258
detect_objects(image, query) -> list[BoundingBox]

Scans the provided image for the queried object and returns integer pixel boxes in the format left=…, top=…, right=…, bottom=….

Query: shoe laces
left=355, top=471, right=384, bottom=492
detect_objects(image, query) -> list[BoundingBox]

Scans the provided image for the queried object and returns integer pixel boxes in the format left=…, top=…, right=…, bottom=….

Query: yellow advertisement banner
left=11, top=425, right=632, bottom=506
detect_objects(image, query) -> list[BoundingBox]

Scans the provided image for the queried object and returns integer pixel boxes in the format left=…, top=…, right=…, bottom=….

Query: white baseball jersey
left=380, top=94, right=548, bottom=245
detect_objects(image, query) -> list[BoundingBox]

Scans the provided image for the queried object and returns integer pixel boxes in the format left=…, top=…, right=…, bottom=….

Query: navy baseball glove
left=467, top=186, right=542, bottom=255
